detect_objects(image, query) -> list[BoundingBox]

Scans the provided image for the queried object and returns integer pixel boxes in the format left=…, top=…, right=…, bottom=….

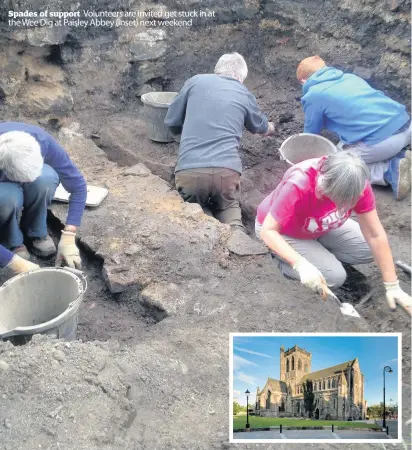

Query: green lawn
left=233, top=416, right=379, bottom=430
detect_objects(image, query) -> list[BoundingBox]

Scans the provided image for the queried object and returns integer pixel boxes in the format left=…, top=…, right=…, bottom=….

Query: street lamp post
left=383, top=366, right=393, bottom=429
left=245, top=389, right=250, bottom=430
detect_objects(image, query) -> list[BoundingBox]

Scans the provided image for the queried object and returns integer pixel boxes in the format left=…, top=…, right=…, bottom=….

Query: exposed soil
left=69, top=250, right=162, bottom=344
left=0, top=223, right=163, bottom=347
left=74, top=70, right=411, bottom=331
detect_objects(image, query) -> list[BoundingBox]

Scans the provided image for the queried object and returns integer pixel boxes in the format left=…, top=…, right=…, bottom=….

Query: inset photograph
left=230, top=333, right=401, bottom=443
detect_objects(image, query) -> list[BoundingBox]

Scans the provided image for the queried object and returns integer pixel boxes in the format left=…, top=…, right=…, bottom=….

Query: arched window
left=332, top=379, right=336, bottom=388
left=286, top=359, right=289, bottom=372
left=298, top=359, right=302, bottom=370
left=322, top=381, right=325, bottom=390
left=291, top=356, right=295, bottom=371
left=304, top=363, right=308, bottom=373
left=266, top=390, right=271, bottom=409
left=328, top=379, right=331, bottom=389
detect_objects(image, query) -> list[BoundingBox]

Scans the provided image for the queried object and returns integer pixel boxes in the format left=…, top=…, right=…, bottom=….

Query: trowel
left=395, top=260, right=411, bottom=275
left=324, top=286, right=361, bottom=318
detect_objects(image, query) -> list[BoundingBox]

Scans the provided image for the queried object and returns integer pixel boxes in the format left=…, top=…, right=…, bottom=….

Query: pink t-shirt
left=256, top=157, right=376, bottom=239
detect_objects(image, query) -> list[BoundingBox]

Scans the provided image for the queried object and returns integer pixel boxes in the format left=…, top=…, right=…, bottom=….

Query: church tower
left=337, top=370, right=349, bottom=419
left=281, top=345, right=312, bottom=395
left=280, top=346, right=286, bottom=381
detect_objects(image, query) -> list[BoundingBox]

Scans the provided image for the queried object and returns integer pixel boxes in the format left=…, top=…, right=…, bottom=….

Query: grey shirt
left=164, top=74, right=269, bottom=174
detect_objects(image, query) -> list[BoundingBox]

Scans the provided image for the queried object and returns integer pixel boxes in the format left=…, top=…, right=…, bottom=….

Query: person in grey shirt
left=164, top=53, right=274, bottom=230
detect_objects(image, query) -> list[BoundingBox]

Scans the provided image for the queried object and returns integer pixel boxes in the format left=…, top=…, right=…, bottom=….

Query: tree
left=233, top=401, right=242, bottom=415
left=367, top=403, right=384, bottom=418
left=303, top=380, right=315, bottom=418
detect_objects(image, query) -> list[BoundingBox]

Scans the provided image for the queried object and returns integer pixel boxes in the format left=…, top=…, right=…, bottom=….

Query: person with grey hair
left=0, top=122, right=87, bottom=274
left=255, top=148, right=411, bottom=314
left=164, top=52, right=275, bottom=230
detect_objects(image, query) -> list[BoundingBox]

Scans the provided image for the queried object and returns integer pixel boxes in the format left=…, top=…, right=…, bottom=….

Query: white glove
left=262, top=122, right=275, bottom=137
left=384, top=280, right=411, bottom=315
left=7, top=255, right=40, bottom=274
left=293, top=256, right=328, bottom=297
left=56, top=231, right=82, bottom=269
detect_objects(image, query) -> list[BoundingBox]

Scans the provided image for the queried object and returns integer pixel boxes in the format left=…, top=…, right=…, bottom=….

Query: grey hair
left=316, top=151, right=370, bottom=211
left=214, top=53, right=248, bottom=82
left=0, top=131, right=43, bottom=182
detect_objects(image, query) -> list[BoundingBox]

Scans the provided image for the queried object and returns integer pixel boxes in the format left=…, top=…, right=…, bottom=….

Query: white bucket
left=279, top=133, right=337, bottom=166
left=0, top=267, right=87, bottom=344
left=141, top=91, right=178, bottom=143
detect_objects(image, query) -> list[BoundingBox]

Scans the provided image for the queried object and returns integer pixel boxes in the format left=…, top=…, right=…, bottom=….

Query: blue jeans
left=0, top=164, right=59, bottom=249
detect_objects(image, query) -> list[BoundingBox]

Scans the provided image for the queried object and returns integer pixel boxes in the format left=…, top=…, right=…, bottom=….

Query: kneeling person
left=0, top=122, right=87, bottom=274
left=165, top=52, right=274, bottom=230
left=297, top=55, right=411, bottom=200
left=256, top=151, right=411, bottom=314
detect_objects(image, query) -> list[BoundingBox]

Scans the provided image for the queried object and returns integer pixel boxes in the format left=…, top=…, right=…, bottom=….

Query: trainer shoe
left=11, top=245, right=31, bottom=261
left=30, top=235, right=57, bottom=257
left=394, top=147, right=410, bottom=159
left=384, top=153, right=411, bottom=200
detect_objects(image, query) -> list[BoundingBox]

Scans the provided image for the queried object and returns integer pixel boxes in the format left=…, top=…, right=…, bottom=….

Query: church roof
left=300, top=359, right=355, bottom=382
left=268, top=378, right=288, bottom=393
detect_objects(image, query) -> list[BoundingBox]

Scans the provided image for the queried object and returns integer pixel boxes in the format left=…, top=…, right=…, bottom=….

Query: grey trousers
left=255, top=218, right=373, bottom=288
left=337, top=123, right=411, bottom=185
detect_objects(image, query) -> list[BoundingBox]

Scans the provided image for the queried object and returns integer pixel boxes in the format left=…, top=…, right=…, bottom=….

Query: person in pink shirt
left=255, top=151, right=411, bottom=314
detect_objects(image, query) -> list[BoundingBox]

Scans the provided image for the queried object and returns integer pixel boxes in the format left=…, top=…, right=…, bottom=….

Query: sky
left=232, top=335, right=399, bottom=407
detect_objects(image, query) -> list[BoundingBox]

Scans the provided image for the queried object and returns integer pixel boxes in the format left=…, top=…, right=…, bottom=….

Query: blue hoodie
left=301, top=67, right=410, bottom=145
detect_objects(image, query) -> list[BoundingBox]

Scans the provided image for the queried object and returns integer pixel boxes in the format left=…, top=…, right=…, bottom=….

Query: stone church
left=255, top=345, right=367, bottom=420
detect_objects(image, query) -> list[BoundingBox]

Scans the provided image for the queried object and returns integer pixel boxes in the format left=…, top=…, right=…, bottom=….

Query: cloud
left=388, top=358, right=398, bottom=363
left=233, top=390, right=240, bottom=399
left=235, top=371, right=258, bottom=386
left=235, top=346, right=273, bottom=359
left=233, top=354, right=257, bottom=370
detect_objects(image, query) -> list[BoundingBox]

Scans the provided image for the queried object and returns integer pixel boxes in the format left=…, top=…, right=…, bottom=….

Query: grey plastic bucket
left=279, top=133, right=337, bottom=165
left=0, top=267, right=87, bottom=345
left=141, top=91, right=178, bottom=143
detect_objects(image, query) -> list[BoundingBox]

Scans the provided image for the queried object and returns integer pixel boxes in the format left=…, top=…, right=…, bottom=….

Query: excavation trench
left=93, top=132, right=376, bottom=307
left=0, top=212, right=168, bottom=347
left=47, top=213, right=168, bottom=344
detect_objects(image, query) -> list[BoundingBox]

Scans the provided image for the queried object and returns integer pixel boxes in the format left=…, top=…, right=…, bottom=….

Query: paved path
left=376, top=419, right=399, bottom=438
left=233, top=429, right=391, bottom=439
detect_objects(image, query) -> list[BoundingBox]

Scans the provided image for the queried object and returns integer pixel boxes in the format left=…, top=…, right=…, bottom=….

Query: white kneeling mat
left=53, top=184, right=108, bottom=207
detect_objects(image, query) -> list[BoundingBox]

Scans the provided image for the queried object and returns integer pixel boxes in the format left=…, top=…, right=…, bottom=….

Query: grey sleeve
left=244, top=93, right=269, bottom=134
left=164, top=79, right=192, bottom=133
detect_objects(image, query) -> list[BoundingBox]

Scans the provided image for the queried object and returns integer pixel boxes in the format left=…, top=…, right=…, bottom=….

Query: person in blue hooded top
left=297, top=55, right=411, bottom=201
left=0, top=122, right=87, bottom=274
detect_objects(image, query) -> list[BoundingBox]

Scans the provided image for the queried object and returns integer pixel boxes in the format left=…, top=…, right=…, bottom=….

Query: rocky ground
left=0, top=127, right=410, bottom=450
left=0, top=0, right=410, bottom=448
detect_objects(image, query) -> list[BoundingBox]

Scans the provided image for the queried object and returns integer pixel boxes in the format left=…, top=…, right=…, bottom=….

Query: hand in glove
left=262, top=122, right=275, bottom=137
left=56, top=231, right=82, bottom=269
left=293, top=256, right=328, bottom=298
left=384, top=280, right=411, bottom=315
left=7, top=255, right=40, bottom=274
